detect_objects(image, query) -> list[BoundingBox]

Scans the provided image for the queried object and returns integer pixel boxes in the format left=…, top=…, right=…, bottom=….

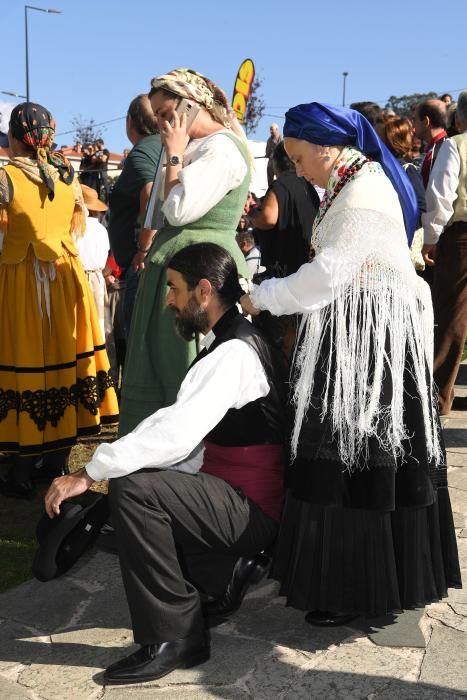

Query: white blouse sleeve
left=162, top=134, right=248, bottom=227
left=250, top=207, right=394, bottom=316
left=251, top=249, right=352, bottom=316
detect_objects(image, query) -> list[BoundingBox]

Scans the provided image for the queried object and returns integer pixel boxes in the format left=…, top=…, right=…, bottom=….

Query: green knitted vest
left=148, top=132, right=251, bottom=277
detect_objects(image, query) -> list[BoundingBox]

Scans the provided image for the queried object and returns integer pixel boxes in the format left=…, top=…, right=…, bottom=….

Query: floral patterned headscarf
left=150, top=68, right=217, bottom=110
left=150, top=68, right=252, bottom=156
left=9, top=102, right=74, bottom=200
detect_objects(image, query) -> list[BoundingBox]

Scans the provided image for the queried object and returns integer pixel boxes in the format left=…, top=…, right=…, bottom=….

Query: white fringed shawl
left=251, top=163, right=441, bottom=470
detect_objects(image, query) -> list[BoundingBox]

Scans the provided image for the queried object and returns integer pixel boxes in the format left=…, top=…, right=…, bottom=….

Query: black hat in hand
left=32, top=496, right=109, bottom=582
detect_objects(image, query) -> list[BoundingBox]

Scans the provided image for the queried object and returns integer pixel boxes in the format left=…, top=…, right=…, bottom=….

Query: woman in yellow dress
left=0, top=103, right=118, bottom=498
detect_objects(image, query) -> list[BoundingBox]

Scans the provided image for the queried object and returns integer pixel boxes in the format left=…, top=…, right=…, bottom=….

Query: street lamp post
left=25, top=5, right=61, bottom=102
left=342, top=71, right=349, bottom=107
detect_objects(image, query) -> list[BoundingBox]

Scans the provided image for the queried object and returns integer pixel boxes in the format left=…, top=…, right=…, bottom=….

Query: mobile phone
left=174, top=98, right=200, bottom=130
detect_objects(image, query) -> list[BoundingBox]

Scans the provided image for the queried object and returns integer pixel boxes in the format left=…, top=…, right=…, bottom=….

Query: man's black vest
left=191, top=307, right=286, bottom=447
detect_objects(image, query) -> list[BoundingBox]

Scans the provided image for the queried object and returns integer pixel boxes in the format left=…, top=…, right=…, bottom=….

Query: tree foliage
left=242, top=75, right=266, bottom=136
left=71, top=115, right=104, bottom=145
left=385, top=92, right=438, bottom=118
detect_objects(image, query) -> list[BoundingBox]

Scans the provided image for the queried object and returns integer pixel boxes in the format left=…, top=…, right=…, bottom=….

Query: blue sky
left=1, top=0, right=465, bottom=153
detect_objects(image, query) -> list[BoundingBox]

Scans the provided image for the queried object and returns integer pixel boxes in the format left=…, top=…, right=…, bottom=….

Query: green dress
left=118, top=132, right=251, bottom=436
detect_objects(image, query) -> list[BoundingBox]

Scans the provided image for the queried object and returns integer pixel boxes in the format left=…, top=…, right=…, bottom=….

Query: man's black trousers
left=108, top=469, right=278, bottom=644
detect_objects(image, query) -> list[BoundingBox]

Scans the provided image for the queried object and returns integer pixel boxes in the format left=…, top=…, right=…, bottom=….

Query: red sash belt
left=201, top=441, right=285, bottom=522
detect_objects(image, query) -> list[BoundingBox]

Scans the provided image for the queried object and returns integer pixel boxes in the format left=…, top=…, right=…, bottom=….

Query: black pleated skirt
left=271, top=486, right=461, bottom=617
left=271, top=311, right=462, bottom=617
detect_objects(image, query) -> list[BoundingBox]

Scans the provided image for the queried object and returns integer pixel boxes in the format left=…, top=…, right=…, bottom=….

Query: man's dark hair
left=349, top=101, right=381, bottom=126
left=128, top=94, right=159, bottom=136
left=167, top=243, right=243, bottom=308
left=440, top=93, right=452, bottom=101
left=272, top=142, right=294, bottom=174
left=417, top=100, right=447, bottom=129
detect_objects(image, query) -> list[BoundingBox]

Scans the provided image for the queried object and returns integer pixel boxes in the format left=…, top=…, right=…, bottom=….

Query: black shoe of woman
left=32, top=459, right=69, bottom=483
left=0, top=473, right=36, bottom=499
left=32, top=449, right=71, bottom=482
left=305, top=611, right=358, bottom=627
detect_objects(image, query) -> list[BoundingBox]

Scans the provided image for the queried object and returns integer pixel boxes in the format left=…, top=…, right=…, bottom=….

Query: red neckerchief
left=421, top=130, right=447, bottom=187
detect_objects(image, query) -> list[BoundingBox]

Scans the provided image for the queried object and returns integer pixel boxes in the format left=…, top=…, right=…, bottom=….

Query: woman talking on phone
left=118, top=68, right=252, bottom=435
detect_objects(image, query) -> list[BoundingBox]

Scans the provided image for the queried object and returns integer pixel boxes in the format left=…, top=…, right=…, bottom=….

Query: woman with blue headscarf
left=241, top=103, right=460, bottom=624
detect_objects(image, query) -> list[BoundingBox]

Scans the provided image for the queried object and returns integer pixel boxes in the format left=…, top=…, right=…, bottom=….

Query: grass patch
left=0, top=483, right=49, bottom=592
left=0, top=539, right=38, bottom=592
left=0, top=427, right=116, bottom=593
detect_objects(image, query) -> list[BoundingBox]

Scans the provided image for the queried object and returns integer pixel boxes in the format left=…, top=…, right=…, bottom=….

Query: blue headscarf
left=283, top=102, right=418, bottom=243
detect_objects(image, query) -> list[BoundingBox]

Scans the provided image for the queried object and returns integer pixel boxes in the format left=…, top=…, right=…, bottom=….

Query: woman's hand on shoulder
left=161, top=109, right=189, bottom=157
left=240, top=293, right=261, bottom=316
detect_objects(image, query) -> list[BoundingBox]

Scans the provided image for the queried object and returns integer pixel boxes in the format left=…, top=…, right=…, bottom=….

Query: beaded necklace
left=313, top=148, right=371, bottom=234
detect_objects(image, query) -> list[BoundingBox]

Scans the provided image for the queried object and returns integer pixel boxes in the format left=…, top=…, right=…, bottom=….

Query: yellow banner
left=232, top=59, right=255, bottom=123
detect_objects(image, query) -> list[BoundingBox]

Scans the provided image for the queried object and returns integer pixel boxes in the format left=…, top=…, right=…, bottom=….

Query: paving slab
left=456, top=536, right=467, bottom=568
left=17, top=635, right=126, bottom=700
left=226, top=595, right=351, bottom=652
left=444, top=429, right=467, bottom=448
left=446, top=573, right=467, bottom=605
left=237, top=645, right=315, bottom=700
left=0, top=576, right=93, bottom=632
left=282, top=636, right=424, bottom=699
left=426, top=602, right=467, bottom=632
left=449, top=485, right=467, bottom=515
left=419, top=624, right=467, bottom=692
left=0, top=620, right=53, bottom=674
left=449, top=469, right=467, bottom=491
left=374, top=679, right=467, bottom=698
left=452, top=512, right=467, bottom=528
left=353, top=608, right=426, bottom=648
left=105, top=686, right=248, bottom=699
left=447, top=451, right=467, bottom=468
left=450, top=602, right=467, bottom=616
left=0, top=676, right=37, bottom=699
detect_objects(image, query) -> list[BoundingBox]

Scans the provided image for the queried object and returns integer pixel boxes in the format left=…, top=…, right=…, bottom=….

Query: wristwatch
left=166, top=155, right=183, bottom=167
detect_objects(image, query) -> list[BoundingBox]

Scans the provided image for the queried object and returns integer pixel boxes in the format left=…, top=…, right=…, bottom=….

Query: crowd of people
left=0, top=73, right=465, bottom=685
left=78, top=138, right=110, bottom=203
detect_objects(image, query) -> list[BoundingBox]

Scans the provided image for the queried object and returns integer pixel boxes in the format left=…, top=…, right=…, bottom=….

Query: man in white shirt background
left=236, top=230, right=265, bottom=276
left=422, top=89, right=467, bottom=414
left=43, top=242, right=286, bottom=685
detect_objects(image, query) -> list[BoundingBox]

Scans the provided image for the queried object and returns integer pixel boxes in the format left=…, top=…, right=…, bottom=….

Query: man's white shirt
left=86, top=336, right=269, bottom=481
left=423, top=137, right=463, bottom=244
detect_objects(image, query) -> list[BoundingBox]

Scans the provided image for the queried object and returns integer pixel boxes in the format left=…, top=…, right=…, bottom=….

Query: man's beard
left=173, top=296, right=209, bottom=341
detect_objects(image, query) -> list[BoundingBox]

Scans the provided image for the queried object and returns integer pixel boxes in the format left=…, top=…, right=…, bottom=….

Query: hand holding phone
left=161, top=99, right=200, bottom=156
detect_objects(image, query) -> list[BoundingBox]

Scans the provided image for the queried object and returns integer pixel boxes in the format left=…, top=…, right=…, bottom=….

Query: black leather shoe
left=103, top=631, right=210, bottom=684
left=32, top=458, right=69, bottom=483
left=0, top=475, right=36, bottom=499
left=305, top=610, right=358, bottom=627
left=204, top=553, right=270, bottom=624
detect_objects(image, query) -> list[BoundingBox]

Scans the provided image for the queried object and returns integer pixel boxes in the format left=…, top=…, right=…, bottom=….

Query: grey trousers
left=108, top=469, right=277, bottom=644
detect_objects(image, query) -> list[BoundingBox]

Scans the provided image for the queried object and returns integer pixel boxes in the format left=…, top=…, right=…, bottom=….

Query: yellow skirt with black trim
left=0, top=247, right=119, bottom=456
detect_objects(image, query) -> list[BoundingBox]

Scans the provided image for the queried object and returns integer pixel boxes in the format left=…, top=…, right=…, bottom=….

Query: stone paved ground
left=1, top=365, right=467, bottom=699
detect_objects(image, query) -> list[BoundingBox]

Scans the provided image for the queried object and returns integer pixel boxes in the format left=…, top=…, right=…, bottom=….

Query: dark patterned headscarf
left=9, top=102, right=74, bottom=200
